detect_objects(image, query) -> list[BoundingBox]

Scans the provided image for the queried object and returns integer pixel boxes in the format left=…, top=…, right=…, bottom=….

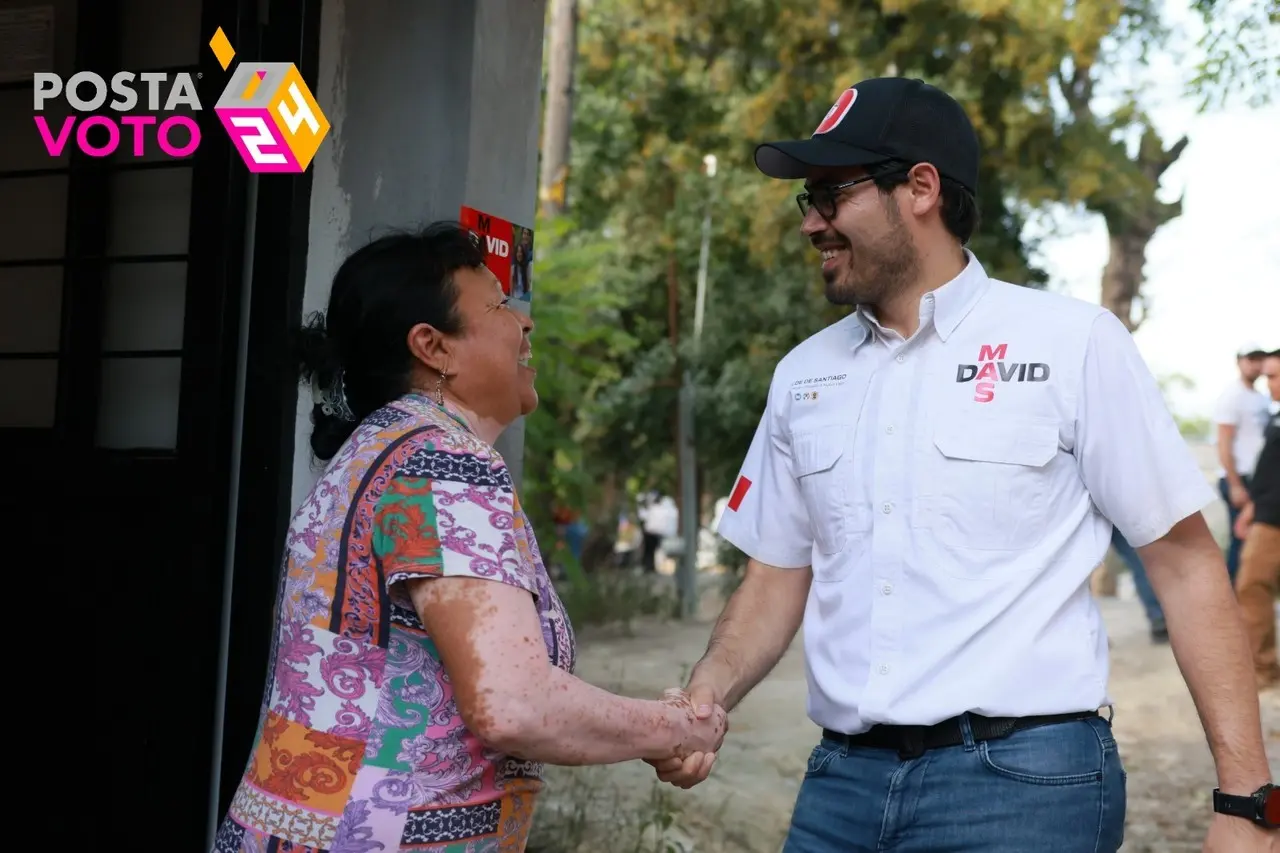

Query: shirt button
left=886, top=425, right=895, bottom=434
left=882, top=502, right=893, bottom=514
left=878, top=664, right=890, bottom=675
left=895, top=354, right=905, bottom=363
left=882, top=583, right=893, bottom=595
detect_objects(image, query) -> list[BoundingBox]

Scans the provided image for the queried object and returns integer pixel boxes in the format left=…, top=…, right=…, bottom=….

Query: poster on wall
left=459, top=205, right=533, bottom=305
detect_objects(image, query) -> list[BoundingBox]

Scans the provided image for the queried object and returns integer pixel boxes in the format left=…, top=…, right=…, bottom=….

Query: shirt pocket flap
left=933, top=419, right=1059, bottom=468
left=793, top=426, right=848, bottom=477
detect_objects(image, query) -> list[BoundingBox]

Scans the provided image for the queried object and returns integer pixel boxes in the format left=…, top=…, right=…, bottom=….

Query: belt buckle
left=897, top=725, right=926, bottom=760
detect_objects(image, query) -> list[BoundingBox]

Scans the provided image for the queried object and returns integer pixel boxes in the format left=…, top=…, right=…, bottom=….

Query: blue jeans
left=783, top=715, right=1126, bottom=852
left=1220, top=477, right=1249, bottom=583
left=1110, top=527, right=1164, bottom=630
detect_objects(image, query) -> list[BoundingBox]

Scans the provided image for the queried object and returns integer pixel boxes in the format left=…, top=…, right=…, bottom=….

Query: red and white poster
left=459, top=205, right=534, bottom=304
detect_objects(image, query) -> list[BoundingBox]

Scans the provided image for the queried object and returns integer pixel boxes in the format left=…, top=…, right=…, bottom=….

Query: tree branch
left=1056, top=61, right=1096, bottom=124
left=1156, top=135, right=1189, bottom=178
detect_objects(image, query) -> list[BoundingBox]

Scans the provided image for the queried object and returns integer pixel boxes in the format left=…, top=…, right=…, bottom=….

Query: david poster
left=460, top=205, right=533, bottom=304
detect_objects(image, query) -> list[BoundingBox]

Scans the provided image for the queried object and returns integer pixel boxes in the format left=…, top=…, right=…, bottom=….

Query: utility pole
left=676, top=154, right=718, bottom=621
left=539, top=0, right=577, bottom=218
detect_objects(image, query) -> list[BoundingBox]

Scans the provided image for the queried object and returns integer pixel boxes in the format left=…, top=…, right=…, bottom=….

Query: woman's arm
left=405, top=575, right=724, bottom=765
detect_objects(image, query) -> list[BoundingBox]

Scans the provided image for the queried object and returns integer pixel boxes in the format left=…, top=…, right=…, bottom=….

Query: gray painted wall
left=292, top=0, right=547, bottom=510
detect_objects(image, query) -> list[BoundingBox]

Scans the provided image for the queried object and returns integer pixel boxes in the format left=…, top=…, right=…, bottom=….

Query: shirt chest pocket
left=923, top=417, right=1060, bottom=555
left=793, top=425, right=866, bottom=559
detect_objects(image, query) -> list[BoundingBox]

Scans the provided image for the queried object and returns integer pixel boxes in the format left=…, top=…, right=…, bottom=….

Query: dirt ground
left=534, top=594, right=1280, bottom=853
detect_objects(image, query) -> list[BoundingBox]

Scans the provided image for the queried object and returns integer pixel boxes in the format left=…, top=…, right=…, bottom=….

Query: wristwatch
left=1213, top=783, right=1278, bottom=829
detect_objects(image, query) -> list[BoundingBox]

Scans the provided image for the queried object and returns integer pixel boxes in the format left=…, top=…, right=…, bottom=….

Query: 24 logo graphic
left=209, top=27, right=330, bottom=173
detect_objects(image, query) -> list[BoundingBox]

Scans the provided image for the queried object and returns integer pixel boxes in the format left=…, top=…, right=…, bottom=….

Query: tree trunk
left=1100, top=232, right=1150, bottom=332
left=1087, top=130, right=1187, bottom=597
left=538, top=0, right=577, bottom=218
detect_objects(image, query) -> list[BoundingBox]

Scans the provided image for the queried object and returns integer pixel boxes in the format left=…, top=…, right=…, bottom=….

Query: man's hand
left=645, top=682, right=725, bottom=789
left=1235, top=501, right=1256, bottom=542
left=1202, top=813, right=1277, bottom=852
left=1230, top=480, right=1251, bottom=510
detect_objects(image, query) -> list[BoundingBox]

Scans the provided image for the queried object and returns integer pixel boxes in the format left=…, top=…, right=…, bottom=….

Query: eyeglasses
left=796, top=173, right=881, bottom=220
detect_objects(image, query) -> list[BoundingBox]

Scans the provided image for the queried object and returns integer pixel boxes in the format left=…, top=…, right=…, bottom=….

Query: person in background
left=562, top=509, right=589, bottom=565
left=1110, top=527, right=1167, bottom=643
left=639, top=491, right=679, bottom=573
left=1214, top=343, right=1271, bottom=583
left=1234, top=349, right=1280, bottom=691
left=213, top=223, right=725, bottom=853
left=637, top=491, right=661, bottom=573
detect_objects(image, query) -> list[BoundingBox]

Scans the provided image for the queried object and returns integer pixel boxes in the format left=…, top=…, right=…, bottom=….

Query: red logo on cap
left=813, top=88, right=857, bottom=136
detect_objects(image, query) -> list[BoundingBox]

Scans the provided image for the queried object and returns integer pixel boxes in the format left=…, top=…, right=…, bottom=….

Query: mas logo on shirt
left=956, top=343, right=1051, bottom=403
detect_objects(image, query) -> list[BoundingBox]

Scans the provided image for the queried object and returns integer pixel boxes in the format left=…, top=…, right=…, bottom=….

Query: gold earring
left=436, top=371, right=446, bottom=407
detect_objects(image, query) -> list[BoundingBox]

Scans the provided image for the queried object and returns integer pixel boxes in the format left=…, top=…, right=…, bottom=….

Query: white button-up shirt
left=716, top=251, right=1214, bottom=735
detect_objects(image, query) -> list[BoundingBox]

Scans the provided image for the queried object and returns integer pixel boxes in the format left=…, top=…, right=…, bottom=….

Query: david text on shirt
left=955, top=342, right=1051, bottom=403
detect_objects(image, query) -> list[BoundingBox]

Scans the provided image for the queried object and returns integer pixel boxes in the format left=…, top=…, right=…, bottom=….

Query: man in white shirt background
left=1214, top=343, right=1271, bottom=583
left=644, top=76, right=1275, bottom=851
left=637, top=491, right=679, bottom=573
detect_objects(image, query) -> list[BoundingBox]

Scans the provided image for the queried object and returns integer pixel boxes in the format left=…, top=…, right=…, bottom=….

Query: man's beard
left=822, top=203, right=920, bottom=308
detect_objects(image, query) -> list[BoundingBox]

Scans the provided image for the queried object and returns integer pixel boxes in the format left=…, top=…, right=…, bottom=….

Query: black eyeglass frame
left=795, top=162, right=914, bottom=219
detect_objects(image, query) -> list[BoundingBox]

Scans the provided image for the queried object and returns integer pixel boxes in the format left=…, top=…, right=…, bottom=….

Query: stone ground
left=532, top=595, right=1280, bottom=852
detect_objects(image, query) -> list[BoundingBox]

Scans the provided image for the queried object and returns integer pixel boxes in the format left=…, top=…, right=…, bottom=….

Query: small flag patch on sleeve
left=727, top=475, right=752, bottom=512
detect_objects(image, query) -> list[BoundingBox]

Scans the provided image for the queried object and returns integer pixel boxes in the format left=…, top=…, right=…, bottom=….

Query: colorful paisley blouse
left=213, top=393, right=577, bottom=853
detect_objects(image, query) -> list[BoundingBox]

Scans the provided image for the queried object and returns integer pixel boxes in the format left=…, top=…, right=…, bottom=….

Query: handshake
left=647, top=685, right=729, bottom=789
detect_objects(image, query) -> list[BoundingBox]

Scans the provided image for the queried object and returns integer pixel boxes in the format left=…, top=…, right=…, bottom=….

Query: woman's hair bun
left=293, top=311, right=355, bottom=460
left=294, top=311, right=341, bottom=388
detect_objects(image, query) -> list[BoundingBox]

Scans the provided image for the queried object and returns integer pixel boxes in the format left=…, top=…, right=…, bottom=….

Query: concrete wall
left=292, top=0, right=546, bottom=509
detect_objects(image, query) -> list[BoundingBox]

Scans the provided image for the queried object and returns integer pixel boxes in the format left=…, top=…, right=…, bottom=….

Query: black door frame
left=215, top=0, right=323, bottom=827
left=22, top=0, right=270, bottom=845
left=0, top=0, right=319, bottom=841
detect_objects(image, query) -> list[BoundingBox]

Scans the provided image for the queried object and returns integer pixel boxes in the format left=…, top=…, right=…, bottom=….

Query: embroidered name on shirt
left=791, top=373, right=845, bottom=402
left=955, top=343, right=1050, bottom=403
left=792, top=373, right=847, bottom=388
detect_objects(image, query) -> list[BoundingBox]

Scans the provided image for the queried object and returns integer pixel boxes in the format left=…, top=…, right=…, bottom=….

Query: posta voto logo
left=30, top=27, right=330, bottom=174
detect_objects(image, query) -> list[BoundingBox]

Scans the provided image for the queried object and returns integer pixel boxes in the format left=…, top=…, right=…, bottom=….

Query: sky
left=1026, top=0, right=1280, bottom=420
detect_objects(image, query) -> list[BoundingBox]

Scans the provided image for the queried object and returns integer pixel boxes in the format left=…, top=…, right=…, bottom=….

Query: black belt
left=822, top=711, right=1101, bottom=761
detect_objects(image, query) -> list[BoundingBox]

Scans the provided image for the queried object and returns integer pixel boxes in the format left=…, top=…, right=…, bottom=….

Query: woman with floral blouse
left=213, top=223, right=725, bottom=853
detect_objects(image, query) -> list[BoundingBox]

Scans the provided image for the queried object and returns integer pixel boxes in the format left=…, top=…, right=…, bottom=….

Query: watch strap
left=1213, top=788, right=1258, bottom=821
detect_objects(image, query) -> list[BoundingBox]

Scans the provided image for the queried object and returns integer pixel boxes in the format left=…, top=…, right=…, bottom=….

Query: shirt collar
left=933, top=249, right=991, bottom=341
left=849, top=248, right=990, bottom=348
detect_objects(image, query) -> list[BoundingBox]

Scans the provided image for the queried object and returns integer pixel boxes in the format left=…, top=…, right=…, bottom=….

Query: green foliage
left=1189, top=0, right=1280, bottom=109
left=521, top=217, right=638, bottom=536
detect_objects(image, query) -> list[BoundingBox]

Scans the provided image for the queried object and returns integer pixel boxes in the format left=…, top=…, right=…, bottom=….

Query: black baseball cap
left=754, top=77, right=980, bottom=194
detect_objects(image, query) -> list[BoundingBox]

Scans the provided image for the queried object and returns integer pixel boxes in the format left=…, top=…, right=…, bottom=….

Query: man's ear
left=903, top=162, right=943, bottom=218
left=406, top=322, right=454, bottom=375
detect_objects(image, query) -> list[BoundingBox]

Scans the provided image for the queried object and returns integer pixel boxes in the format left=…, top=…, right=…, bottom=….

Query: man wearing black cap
left=647, top=78, right=1275, bottom=850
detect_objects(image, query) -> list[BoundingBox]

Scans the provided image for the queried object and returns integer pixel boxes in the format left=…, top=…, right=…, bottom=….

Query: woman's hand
left=660, top=688, right=728, bottom=758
